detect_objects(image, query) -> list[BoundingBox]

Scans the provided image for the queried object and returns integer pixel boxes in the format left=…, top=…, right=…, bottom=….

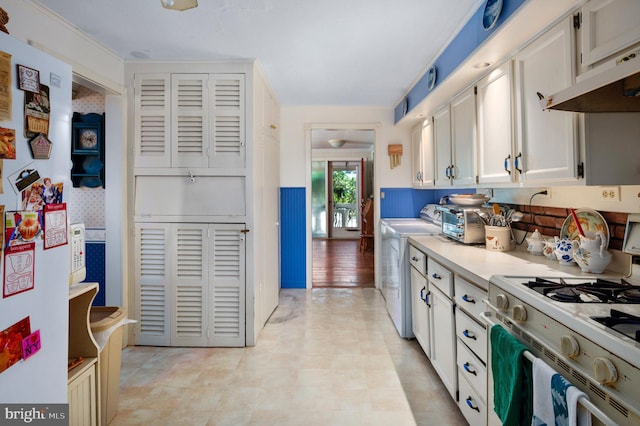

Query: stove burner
left=523, top=278, right=640, bottom=304
left=592, top=309, right=640, bottom=342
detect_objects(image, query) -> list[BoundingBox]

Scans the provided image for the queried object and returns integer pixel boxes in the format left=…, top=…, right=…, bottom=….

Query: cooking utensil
left=448, top=194, right=490, bottom=206
left=570, top=207, right=585, bottom=237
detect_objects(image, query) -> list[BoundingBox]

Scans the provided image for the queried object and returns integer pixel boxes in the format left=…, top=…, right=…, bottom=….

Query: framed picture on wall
left=72, top=122, right=101, bottom=154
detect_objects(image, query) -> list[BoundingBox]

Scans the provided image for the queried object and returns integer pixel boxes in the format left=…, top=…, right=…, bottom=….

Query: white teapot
left=525, top=229, right=545, bottom=255
left=573, top=231, right=611, bottom=273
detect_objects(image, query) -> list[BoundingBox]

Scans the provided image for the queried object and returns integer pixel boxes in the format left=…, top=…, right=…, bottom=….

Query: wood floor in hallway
left=312, top=238, right=374, bottom=288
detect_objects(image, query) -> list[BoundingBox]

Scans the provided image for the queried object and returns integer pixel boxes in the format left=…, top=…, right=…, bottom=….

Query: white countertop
left=408, top=234, right=628, bottom=290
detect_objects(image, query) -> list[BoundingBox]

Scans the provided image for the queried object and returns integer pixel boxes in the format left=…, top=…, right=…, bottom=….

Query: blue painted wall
left=395, top=0, right=528, bottom=123
left=379, top=187, right=475, bottom=218
left=280, top=187, right=306, bottom=288
left=86, top=242, right=106, bottom=306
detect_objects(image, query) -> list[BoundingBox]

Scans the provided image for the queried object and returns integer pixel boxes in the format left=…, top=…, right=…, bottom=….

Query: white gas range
left=485, top=274, right=640, bottom=426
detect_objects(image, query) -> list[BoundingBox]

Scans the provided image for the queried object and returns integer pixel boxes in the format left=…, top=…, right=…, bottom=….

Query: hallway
left=114, top=288, right=466, bottom=425
left=312, top=239, right=374, bottom=288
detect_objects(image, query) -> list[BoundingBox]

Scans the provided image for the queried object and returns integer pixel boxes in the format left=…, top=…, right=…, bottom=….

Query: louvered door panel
left=134, top=74, right=171, bottom=168
left=135, top=223, right=171, bottom=346
left=171, top=224, right=208, bottom=346
left=209, top=74, right=246, bottom=169
left=171, top=75, right=209, bottom=168
left=208, top=224, right=246, bottom=346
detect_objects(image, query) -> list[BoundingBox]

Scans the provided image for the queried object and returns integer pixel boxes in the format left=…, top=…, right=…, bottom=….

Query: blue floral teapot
left=553, top=236, right=577, bottom=265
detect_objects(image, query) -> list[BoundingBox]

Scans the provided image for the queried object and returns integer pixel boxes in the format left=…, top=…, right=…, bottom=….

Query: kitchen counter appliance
left=485, top=274, right=640, bottom=426
left=379, top=217, right=441, bottom=338
left=438, top=205, right=489, bottom=244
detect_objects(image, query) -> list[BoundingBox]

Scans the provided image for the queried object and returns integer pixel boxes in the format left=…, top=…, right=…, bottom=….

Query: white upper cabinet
left=411, top=123, right=423, bottom=187
left=514, top=17, right=579, bottom=183
left=411, top=119, right=435, bottom=188
left=134, top=74, right=172, bottom=168
left=135, top=73, right=245, bottom=170
left=171, top=74, right=209, bottom=168
left=434, top=87, right=477, bottom=187
left=580, top=0, right=640, bottom=69
left=450, top=86, right=477, bottom=186
left=477, top=62, right=515, bottom=185
left=433, top=105, right=453, bottom=186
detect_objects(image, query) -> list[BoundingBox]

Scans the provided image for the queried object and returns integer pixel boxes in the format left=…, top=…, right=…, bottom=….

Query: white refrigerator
left=0, top=31, right=73, bottom=403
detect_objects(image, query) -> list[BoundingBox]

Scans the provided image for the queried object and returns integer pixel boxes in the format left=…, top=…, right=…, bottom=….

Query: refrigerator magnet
left=3, top=242, right=36, bottom=298
left=43, top=203, right=67, bottom=250
left=29, top=133, right=52, bottom=159
left=16, top=64, right=39, bottom=93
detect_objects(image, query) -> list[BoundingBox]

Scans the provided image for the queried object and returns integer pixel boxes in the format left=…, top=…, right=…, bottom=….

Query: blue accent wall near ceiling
left=380, top=188, right=475, bottom=218
left=280, top=187, right=306, bottom=288
left=395, top=0, right=527, bottom=123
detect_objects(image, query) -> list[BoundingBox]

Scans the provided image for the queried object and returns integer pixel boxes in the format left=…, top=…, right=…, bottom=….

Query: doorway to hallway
left=312, top=160, right=362, bottom=239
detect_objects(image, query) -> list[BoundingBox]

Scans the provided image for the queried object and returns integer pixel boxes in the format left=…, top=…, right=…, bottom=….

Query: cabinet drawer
left=455, top=276, right=487, bottom=321
left=457, top=372, right=487, bottom=426
left=457, top=339, right=487, bottom=404
left=427, top=258, right=453, bottom=297
left=409, top=245, right=427, bottom=275
left=456, top=309, right=487, bottom=362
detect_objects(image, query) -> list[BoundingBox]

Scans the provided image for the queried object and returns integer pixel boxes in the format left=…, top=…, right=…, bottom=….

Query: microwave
left=438, top=206, right=487, bottom=244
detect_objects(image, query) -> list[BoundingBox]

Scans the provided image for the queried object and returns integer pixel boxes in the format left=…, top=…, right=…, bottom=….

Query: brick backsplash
left=509, top=205, right=628, bottom=251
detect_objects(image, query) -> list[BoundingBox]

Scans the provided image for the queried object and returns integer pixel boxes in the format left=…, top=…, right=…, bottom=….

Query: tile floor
left=112, top=288, right=468, bottom=425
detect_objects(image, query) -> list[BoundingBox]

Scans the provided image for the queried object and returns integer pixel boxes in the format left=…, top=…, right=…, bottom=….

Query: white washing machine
left=379, top=217, right=441, bottom=338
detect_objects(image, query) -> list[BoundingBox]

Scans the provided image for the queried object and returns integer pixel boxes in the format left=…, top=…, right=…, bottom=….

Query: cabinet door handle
left=444, top=166, right=450, bottom=178
left=466, top=397, right=480, bottom=412
left=449, top=165, right=455, bottom=179
left=515, top=152, right=523, bottom=174
left=431, top=273, right=442, bottom=280
left=425, top=291, right=431, bottom=307
left=463, top=362, right=477, bottom=376
left=503, top=154, right=511, bottom=174
left=463, top=330, right=477, bottom=340
left=420, top=286, right=426, bottom=301
left=462, top=294, right=475, bottom=304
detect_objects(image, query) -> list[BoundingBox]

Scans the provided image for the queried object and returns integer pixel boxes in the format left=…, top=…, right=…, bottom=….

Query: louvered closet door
left=209, top=74, right=246, bottom=169
left=135, top=223, right=171, bottom=346
left=171, top=224, right=209, bottom=346
left=208, top=224, right=246, bottom=346
left=172, top=74, right=209, bottom=168
left=134, top=74, right=171, bottom=168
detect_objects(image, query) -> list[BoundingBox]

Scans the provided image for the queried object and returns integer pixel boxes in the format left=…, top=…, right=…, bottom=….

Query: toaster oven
left=438, top=206, right=487, bottom=244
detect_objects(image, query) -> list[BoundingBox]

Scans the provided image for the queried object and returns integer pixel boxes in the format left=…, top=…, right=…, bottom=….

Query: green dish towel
left=491, top=324, right=533, bottom=426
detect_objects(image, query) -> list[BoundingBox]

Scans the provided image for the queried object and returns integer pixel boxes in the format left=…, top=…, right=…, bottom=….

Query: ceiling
left=32, top=0, right=484, bottom=108
left=311, top=128, right=375, bottom=150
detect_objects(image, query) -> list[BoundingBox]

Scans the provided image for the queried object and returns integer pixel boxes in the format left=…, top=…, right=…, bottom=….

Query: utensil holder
left=485, top=226, right=513, bottom=252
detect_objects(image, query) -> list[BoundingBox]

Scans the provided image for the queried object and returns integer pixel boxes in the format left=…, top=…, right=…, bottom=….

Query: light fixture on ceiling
left=473, top=61, right=492, bottom=69
left=161, top=0, right=198, bottom=11
left=328, top=139, right=346, bottom=148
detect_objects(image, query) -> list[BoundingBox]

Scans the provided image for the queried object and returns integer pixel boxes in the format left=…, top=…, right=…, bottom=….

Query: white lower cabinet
left=458, top=365, right=488, bottom=426
left=431, top=285, right=457, bottom=399
left=455, top=276, right=489, bottom=426
left=409, top=245, right=430, bottom=357
left=134, top=222, right=246, bottom=347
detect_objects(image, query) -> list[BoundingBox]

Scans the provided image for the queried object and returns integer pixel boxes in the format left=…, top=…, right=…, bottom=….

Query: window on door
left=312, top=160, right=361, bottom=238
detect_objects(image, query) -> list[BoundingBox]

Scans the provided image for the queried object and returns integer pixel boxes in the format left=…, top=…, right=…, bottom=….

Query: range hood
left=544, top=48, right=640, bottom=112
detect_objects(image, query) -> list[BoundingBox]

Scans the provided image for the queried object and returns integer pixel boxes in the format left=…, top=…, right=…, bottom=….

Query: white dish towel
left=532, top=357, right=592, bottom=426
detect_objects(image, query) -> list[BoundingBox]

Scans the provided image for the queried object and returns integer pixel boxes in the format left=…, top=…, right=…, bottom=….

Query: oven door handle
left=480, top=304, right=620, bottom=426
